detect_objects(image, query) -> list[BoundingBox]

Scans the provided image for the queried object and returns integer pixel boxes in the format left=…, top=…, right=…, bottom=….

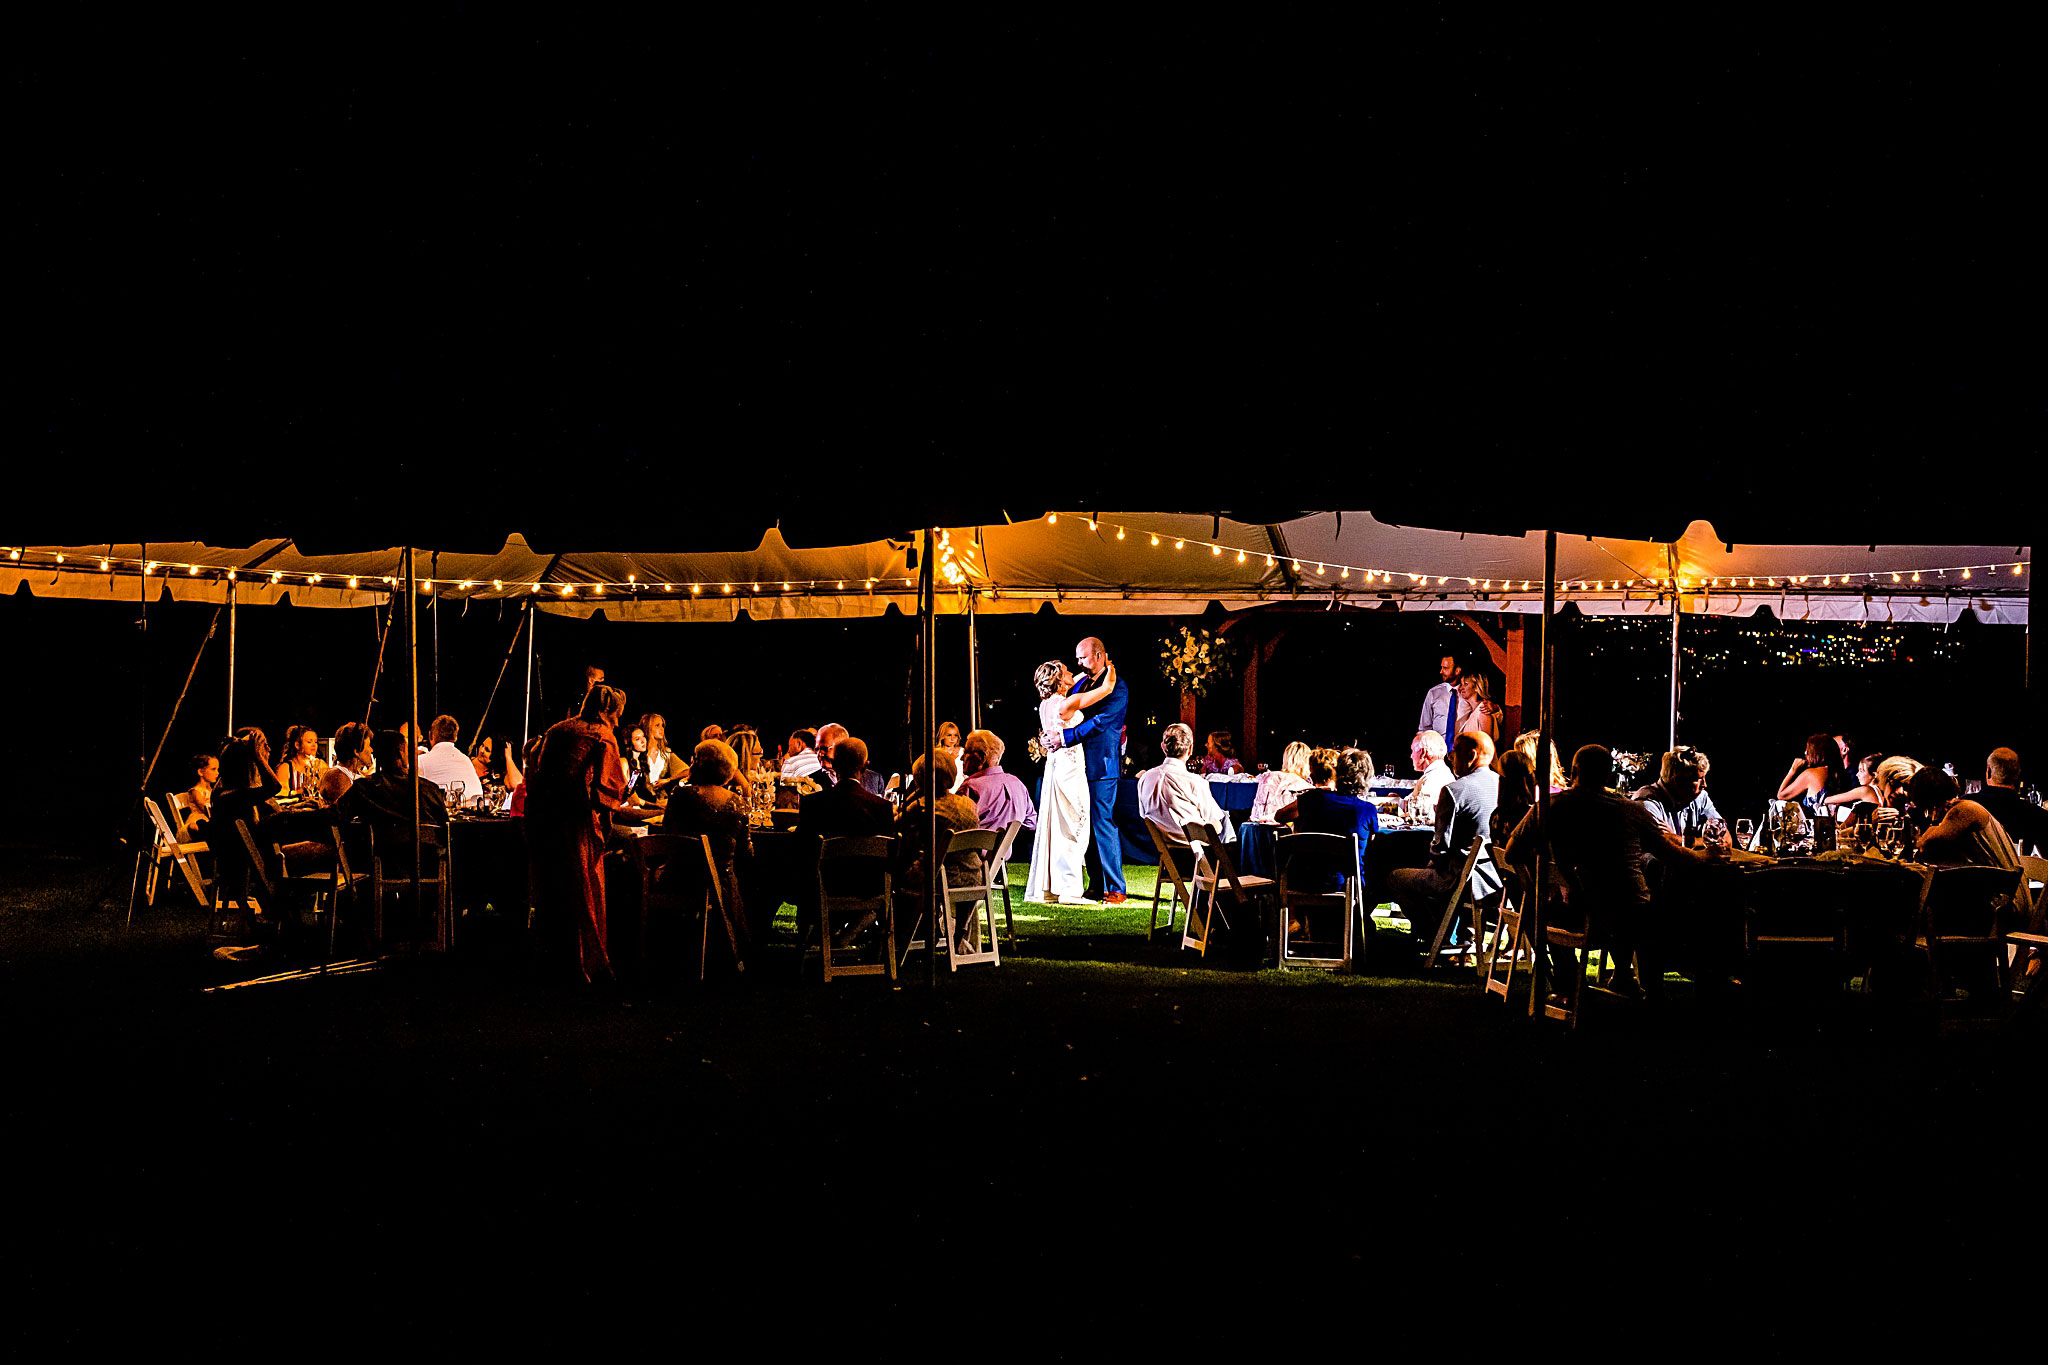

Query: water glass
left=1733, top=818, right=1753, bottom=849
left=448, top=779, right=466, bottom=810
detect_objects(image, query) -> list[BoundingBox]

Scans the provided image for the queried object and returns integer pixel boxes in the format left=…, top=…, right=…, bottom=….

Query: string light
left=348, top=577, right=359, bottom=589
left=691, top=584, right=703, bottom=594
left=1174, top=539, right=1185, bottom=550
left=1211, top=544, right=1222, bottom=557
left=187, top=564, right=200, bottom=575
left=100, top=558, right=110, bottom=570
left=1115, top=527, right=1125, bottom=540
left=1150, top=535, right=1160, bottom=546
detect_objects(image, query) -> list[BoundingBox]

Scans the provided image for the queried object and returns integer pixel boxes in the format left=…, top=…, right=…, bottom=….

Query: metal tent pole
left=923, top=526, right=938, bottom=990
left=431, top=552, right=441, bottom=723
left=126, top=544, right=150, bottom=917
left=523, top=599, right=536, bottom=753
left=1528, top=531, right=1557, bottom=1018
left=407, top=548, right=423, bottom=945
left=1668, top=590, right=1682, bottom=752
left=227, top=577, right=237, bottom=734
left=967, top=591, right=981, bottom=733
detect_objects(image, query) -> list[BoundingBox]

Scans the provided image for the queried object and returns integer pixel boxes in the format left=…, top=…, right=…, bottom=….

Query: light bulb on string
left=1175, top=539, right=1185, bottom=550
left=347, top=577, right=359, bottom=589
left=1116, top=527, right=1125, bottom=541
left=188, top=564, right=200, bottom=575
left=530, top=583, right=541, bottom=593
left=100, top=558, right=110, bottom=570
left=1150, top=534, right=1160, bottom=546
left=1962, top=568, right=1972, bottom=579
left=691, top=584, right=703, bottom=595
left=1211, top=544, right=1222, bottom=557
left=1264, top=554, right=1274, bottom=567
left=1046, top=513, right=1057, bottom=524
left=1087, top=519, right=1097, bottom=531
left=307, top=572, right=321, bottom=583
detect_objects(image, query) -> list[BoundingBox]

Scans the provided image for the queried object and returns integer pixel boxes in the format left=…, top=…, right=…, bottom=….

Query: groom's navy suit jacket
left=1062, top=673, right=1129, bottom=783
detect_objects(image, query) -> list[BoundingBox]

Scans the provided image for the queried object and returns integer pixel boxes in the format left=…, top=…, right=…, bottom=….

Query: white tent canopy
left=7, top=515, right=2029, bottom=623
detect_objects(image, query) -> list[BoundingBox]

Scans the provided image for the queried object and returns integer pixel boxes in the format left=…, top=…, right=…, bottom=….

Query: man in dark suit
left=1978, top=746, right=2046, bottom=855
left=795, top=736, right=896, bottom=939
left=1061, top=635, right=1130, bottom=903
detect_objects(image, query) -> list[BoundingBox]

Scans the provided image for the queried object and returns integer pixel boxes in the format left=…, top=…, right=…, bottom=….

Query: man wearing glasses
left=1634, top=748, right=1721, bottom=844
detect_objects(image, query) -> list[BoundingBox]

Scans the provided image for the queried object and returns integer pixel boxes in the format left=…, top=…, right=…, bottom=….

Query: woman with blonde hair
left=1249, top=741, right=1315, bottom=823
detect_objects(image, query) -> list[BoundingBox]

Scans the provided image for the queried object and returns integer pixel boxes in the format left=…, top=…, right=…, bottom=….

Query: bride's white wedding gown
left=1024, top=692, right=1090, bottom=902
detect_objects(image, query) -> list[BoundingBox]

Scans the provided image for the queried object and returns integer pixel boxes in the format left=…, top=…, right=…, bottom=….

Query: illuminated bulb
left=1911, top=572, right=1920, bottom=582
left=100, top=558, right=109, bottom=570
left=782, top=581, right=791, bottom=591
left=1047, top=513, right=1058, bottom=524
left=1116, top=527, right=1125, bottom=541
left=307, top=572, right=321, bottom=583
left=459, top=580, right=473, bottom=590
left=1962, top=568, right=1971, bottom=579
left=661, top=584, right=671, bottom=592
left=1482, top=579, right=1490, bottom=589
left=1465, top=577, right=1475, bottom=586
left=144, top=561, right=157, bottom=574
left=1212, top=545, right=1222, bottom=557
left=1315, top=564, right=1326, bottom=576
left=223, top=568, right=234, bottom=580
left=1408, top=573, right=1420, bottom=583
left=1340, top=567, right=1349, bottom=578
left=1520, top=581, right=1529, bottom=590
left=591, top=584, right=603, bottom=595
left=2017, top=563, right=2026, bottom=575
left=1175, top=540, right=1185, bottom=550
left=722, top=583, right=732, bottom=593
left=561, top=585, right=574, bottom=596
left=420, top=581, right=433, bottom=595
left=691, top=584, right=703, bottom=595
left=530, top=583, right=541, bottom=593
left=5, top=548, right=16, bottom=559
left=1150, top=535, right=1160, bottom=546
left=1265, top=555, right=1274, bottom=567
left=271, top=570, right=282, bottom=583
left=347, top=577, right=359, bottom=589
left=1767, top=578, right=1777, bottom=587
left=1891, top=573, right=1900, bottom=582
left=188, top=564, right=200, bottom=575
left=1821, top=576, right=1831, bottom=586
left=1236, top=550, right=1247, bottom=564
left=54, top=554, right=64, bottom=563
left=1436, top=577, right=1448, bottom=585
left=1087, top=520, right=1098, bottom=531
left=1293, top=560, right=1303, bottom=572
left=627, top=574, right=635, bottom=583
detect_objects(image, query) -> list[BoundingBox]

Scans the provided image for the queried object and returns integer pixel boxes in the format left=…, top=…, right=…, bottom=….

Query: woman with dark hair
left=1196, top=730, right=1244, bottom=777
left=526, top=684, right=631, bottom=981
left=662, top=738, right=757, bottom=951
left=319, top=722, right=375, bottom=804
left=1907, top=766, right=2035, bottom=962
left=279, top=724, right=327, bottom=800
left=1777, top=733, right=1850, bottom=813
left=1493, top=749, right=1539, bottom=847
left=190, top=728, right=283, bottom=908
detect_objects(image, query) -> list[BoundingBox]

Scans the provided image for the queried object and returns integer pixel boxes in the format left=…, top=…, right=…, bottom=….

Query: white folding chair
left=137, top=796, right=210, bottom=923
left=1274, top=831, right=1360, bottom=971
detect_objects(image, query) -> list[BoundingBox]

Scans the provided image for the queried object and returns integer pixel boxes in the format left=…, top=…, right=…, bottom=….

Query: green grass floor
left=0, top=837, right=2035, bottom=1349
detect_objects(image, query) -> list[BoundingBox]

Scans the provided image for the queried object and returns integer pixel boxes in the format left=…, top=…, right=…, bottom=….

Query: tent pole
left=523, top=599, right=535, bottom=754
left=407, top=548, right=423, bottom=945
left=923, top=526, right=938, bottom=990
left=431, top=552, right=441, bottom=724
left=1668, top=590, right=1681, bottom=751
left=967, top=591, right=981, bottom=733
left=227, top=577, right=237, bottom=734
left=1529, top=531, right=1557, bottom=1018
left=126, top=544, right=150, bottom=919
left=2029, top=556, right=2040, bottom=771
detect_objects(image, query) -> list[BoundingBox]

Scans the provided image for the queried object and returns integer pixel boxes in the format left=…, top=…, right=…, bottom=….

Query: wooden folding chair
left=1145, top=818, right=1200, bottom=940
left=940, top=828, right=1004, bottom=970
left=1274, top=831, right=1359, bottom=971
left=1419, top=840, right=1488, bottom=971
left=1481, top=844, right=1532, bottom=1002
left=367, top=823, right=453, bottom=955
left=138, top=797, right=210, bottom=923
left=1918, top=863, right=2023, bottom=1006
left=1181, top=821, right=1276, bottom=962
left=1741, top=863, right=1849, bottom=992
left=990, top=819, right=1025, bottom=946
left=812, top=835, right=896, bottom=983
left=285, top=820, right=372, bottom=968
left=641, top=833, right=746, bottom=981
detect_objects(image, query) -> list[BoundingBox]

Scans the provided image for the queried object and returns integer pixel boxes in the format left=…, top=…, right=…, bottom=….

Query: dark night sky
left=10, top=13, right=2041, bottom=544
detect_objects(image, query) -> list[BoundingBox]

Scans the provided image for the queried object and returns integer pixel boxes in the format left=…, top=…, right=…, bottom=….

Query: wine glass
left=448, top=779, right=466, bottom=812
left=1733, top=818, right=1753, bottom=850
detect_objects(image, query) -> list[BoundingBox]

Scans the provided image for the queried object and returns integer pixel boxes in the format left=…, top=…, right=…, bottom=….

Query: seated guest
left=1139, top=724, right=1235, bottom=846
left=1870, top=755, right=1924, bottom=823
left=630, top=713, right=675, bottom=796
left=1504, top=744, right=1722, bottom=999
left=892, top=751, right=985, bottom=954
left=1249, top=742, right=1314, bottom=823
left=811, top=724, right=850, bottom=785
left=700, top=723, right=724, bottom=744
left=934, top=722, right=968, bottom=792
left=1821, top=751, right=1883, bottom=815
left=1635, top=748, right=1722, bottom=843
left=1195, top=730, right=1244, bottom=777
left=1909, top=766, right=2035, bottom=935
left=960, top=729, right=1036, bottom=834
left=1776, top=733, right=1850, bottom=814
left=1388, top=732, right=1499, bottom=944
left=417, top=715, right=477, bottom=797
left=335, top=729, right=450, bottom=857
left=1277, top=746, right=1379, bottom=878
left=1510, top=730, right=1567, bottom=793
left=1493, top=749, right=1538, bottom=846
left=279, top=725, right=328, bottom=800
left=180, top=752, right=219, bottom=830
left=193, top=729, right=283, bottom=907
left=468, top=732, right=524, bottom=795
left=662, top=739, right=756, bottom=948
left=731, top=729, right=765, bottom=779
left=1976, top=747, right=2047, bottom=855
left=795, top=737, right=898, bottom=943
left=319, top=722, right=374, bottom=804
left=620, top=723, right=653, bottom=791
left=1409, top=730, right=1454, bottom=825
left=780, top=728, right=823, bottom=780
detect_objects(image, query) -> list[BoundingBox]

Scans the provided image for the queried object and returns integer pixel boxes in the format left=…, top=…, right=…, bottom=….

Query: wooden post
left=1180, top=688, right=1198, bottom=730
left=1503, top=615, right=1524, bottom=738
left=1528, top=531, right=1557, bottom=1018
left=1239, top=620, right=1259, bottom=769
left=921, top=527, right=938, bottom=989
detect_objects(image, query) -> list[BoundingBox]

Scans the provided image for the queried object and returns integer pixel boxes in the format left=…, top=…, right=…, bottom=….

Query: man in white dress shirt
left=1409, top=730, right=1454, bottom=826
left=779, top=728, right=823, bottom=780
left=417, top=714, right=477, bottom=796
left=1417, top=653, right=1463, bottom=754
left=1138, top=724, right=1235, bottom=845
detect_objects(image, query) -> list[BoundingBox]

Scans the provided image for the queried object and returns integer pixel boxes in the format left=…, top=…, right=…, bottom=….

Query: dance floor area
left=2, top=835, right=2031, bottom=1350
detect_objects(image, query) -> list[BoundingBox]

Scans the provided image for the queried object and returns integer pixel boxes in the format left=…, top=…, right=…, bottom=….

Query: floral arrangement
left=1610, top=751, right=1652, bottom=786
left=1158, top=625, right=1238, bottom=698
left=1025, top=735, right=1048, bottom=763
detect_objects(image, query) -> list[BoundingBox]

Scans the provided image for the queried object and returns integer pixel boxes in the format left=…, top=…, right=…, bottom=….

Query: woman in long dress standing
left=527, top=683, right=631, bottom=982
left=1024, top=659, right=1117, bottom=904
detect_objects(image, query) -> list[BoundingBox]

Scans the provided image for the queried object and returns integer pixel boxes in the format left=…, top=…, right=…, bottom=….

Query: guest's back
left=666, top=782, right=753, bottom=873
left=799, top=779, right=895, bottom=841
left=1975, top=784, right=2046, bottom=855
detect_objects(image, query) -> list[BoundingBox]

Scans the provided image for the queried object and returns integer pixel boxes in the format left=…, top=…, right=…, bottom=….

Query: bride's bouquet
left=1026, top=735, right=1048, bottom=763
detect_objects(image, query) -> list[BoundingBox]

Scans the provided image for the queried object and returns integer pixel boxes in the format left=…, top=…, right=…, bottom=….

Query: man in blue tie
left=1062, top=635, right=1131, bottom=903
left=1417, top=653, right=1462, bottom=753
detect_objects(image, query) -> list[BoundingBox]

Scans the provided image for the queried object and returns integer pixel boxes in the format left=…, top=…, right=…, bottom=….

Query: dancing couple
left=1024, top=636, right=1130, bottom=905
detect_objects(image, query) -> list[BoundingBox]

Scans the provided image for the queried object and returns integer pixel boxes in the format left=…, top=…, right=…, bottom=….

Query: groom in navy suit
left=1061, top=635, right=1130, bottom=902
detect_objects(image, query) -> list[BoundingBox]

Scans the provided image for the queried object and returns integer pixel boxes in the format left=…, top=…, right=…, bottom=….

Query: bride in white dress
left=1023, top=658, right=1118, bottom=904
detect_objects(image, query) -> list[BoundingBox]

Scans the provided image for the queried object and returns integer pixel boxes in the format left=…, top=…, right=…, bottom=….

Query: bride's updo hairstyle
left=1034, top=661, right=1065, bottom=699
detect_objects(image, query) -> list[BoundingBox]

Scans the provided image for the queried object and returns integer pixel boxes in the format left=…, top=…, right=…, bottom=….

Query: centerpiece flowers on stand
left=1158, top=625, right=1238, bottom=698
